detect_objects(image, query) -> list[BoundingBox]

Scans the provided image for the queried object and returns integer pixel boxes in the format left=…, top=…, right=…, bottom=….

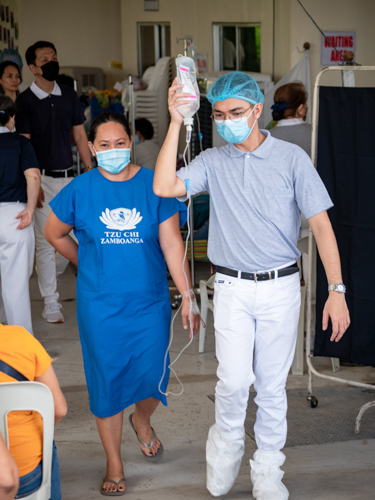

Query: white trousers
left=34, top=174, right=73, bottom=304
left=213, top=271, right=301, bottom=451
left=0, top=202, right=35, bottom=334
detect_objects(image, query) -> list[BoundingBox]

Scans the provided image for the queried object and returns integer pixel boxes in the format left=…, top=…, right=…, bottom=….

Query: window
left=213, top=23, right=261, bottom=73
left=137, top=23, right=171, bottom=76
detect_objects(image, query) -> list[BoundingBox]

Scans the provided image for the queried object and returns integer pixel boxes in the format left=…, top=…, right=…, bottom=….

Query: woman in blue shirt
left=44, top=112, right=200, bottom=496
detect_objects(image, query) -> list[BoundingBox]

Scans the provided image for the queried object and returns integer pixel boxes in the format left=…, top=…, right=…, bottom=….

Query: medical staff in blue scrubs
left=44, top=112, right=200, bottom=496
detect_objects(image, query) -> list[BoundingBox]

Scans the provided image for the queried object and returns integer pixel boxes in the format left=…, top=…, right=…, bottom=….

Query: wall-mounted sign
left=144, top=0, right=159, bottom=11
left=321, top=31, right=356, bottom=66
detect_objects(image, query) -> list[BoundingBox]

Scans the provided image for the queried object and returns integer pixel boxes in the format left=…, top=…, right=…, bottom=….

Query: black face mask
left=37, top=60, right=59, bottom=82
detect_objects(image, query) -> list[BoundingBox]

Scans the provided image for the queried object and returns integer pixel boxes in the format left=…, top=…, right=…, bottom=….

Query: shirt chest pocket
left=261, top=187, right=295, bottom=228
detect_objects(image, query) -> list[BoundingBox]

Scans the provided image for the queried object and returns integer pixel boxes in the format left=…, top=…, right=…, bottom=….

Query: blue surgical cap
left=0, top=49, right=23, bottom=67
left=206, top=72, right=264, bottom=106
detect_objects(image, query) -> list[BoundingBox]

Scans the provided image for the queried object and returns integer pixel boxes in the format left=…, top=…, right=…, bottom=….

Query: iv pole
left=176, top=36, right=196, bottom=288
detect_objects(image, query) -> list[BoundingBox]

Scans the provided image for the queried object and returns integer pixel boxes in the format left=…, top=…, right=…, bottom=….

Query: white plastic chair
left=198, top=274, right=215, bottom=353
left=134, top=57, right=172, bottom=147
left=292, top=236, right=340, bottom=375
left=0, top=382, right=55, bottom=500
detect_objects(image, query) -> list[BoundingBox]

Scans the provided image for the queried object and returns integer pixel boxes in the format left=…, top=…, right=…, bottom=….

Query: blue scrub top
left=50, top=167, right=187, bottom=417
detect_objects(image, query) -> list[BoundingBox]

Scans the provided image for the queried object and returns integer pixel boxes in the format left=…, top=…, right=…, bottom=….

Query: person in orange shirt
left=0, top=325, right=67, bottom=499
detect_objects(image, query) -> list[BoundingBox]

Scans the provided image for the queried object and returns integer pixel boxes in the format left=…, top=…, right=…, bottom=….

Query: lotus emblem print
left=99, top=208, right=143, bottom=230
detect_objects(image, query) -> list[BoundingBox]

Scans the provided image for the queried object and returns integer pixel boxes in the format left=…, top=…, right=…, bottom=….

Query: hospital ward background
left=1, top=0, right=375, bottom=499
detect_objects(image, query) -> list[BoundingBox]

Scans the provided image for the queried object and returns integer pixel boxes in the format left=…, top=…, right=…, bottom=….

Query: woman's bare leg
left=96, top=412, right=126, bottom=494
left=132, top=397, right=162, bottom=456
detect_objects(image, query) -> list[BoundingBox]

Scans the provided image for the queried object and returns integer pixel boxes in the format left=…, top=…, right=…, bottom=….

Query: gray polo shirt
left=177, top=130, right=332, bottom=272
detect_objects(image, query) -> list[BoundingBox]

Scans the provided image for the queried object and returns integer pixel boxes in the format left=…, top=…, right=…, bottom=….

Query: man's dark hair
left=90, top=112, right=131, bottom=142
left=135, top=118, right=154, bottom=140
left=0, top=95, right=17, bottom=126
left=25, top=41, right=57, bottom=66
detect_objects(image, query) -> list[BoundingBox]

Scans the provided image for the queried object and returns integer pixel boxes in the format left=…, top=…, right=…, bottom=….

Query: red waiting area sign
left=321, top=31, right=356, bottom=65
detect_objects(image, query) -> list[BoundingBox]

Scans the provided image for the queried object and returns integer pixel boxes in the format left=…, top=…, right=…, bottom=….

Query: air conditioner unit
left=59, top=66, right=106, bottom=95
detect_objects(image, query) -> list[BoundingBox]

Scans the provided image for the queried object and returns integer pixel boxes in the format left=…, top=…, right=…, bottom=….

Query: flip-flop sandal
left=128, top=413, right=164, bottom=462
left=101, top=477, right=126, bottom=496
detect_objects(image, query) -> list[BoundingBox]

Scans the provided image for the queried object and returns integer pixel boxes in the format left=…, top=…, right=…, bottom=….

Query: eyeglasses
left=211, top=106, right=253, bottom=124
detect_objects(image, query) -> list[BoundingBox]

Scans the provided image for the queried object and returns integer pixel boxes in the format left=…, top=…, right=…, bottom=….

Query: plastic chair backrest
left=0, top=382, right=55, bottom=500
left=148, top=57, right=171, bottom=92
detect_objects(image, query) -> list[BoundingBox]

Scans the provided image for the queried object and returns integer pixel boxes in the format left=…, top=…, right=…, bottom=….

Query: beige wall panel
left=121, top=0, right=291, bottom=80
left=18, top=0, right=123, bottom=88
left=291, top=0, right=375, bottom=88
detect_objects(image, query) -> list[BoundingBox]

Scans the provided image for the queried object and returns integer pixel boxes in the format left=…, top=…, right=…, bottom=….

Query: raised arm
left=308, top=210, right=350, bottom=342
left=153, top=78, right=191, bottom=199
left=44, top=211, right=78, bottom=265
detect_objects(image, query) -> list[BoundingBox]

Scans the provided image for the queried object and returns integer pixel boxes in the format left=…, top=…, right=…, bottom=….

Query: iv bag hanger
left=176, top=37, right=193, bottom=58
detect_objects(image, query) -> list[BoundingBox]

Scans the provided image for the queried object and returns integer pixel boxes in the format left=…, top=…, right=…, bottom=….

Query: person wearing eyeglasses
left=153, top=72, right=350, bottom=499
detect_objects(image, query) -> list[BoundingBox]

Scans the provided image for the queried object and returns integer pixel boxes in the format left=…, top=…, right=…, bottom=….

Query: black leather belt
left=217, top=263, right=299, bottom=282
left=42, top=168, right=74, bottom=178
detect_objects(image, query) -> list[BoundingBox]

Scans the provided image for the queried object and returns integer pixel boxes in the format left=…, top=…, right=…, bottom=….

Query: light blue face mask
left=134, top=135, right=141, bottom=146
left=215, top=107, right=256, bottom=144
left=94, top=148, right=131, bottom=174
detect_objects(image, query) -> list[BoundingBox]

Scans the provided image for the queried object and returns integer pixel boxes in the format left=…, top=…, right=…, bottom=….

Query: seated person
left=134, top=118, right=161, bottom=171
left=0, top=433, right=19, bottom=500
left=0, top=325, right=67, bottom=499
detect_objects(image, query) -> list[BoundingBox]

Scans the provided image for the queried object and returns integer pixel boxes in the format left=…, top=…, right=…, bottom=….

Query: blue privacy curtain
left=314, top=86, right=375, bottom=366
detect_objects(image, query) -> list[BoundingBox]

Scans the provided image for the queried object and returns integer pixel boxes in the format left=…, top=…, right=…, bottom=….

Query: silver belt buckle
left=254, top=273, right=258, bottom=282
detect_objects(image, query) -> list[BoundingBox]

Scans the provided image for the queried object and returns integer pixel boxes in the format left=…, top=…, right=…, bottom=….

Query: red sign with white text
left=321, top=31, right=356, bottom=65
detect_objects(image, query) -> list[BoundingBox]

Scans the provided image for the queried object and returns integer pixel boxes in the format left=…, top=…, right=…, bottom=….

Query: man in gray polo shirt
left=153, top=72, right=350, bottom=499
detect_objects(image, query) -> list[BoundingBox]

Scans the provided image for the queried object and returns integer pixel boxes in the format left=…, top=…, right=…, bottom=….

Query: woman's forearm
left=49, top=234, right=78, bottom=266
left=25, top=173, right=41, bottom=213
left=164, top=242, right=192, bottom=295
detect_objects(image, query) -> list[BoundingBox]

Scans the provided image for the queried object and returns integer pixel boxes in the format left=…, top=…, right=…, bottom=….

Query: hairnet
left=0, top=49, right=23, bottom=67
left=206, top=72, right=264, bottom=106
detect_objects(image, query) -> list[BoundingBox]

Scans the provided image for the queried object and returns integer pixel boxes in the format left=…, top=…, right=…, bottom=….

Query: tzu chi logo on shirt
left=99, top=208, right=144, bottom=245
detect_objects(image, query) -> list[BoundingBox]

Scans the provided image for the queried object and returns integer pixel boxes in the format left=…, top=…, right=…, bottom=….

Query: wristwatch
left=328, top=283, right=346, bottom=293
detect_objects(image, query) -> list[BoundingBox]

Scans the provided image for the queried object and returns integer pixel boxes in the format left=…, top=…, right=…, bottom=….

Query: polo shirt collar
left=0, top=126, right=11, bottom=134
left=227, top=129, right=275, bottom=159
left=30, top=81, right=62, bottom=100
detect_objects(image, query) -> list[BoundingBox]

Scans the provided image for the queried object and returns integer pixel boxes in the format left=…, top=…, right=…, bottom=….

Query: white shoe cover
left=250, top=450, right=289, bottom=500
left=206, top=424, right=245, bottom=497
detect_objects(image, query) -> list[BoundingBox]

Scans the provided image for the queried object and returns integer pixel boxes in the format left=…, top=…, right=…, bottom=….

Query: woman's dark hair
left=25, top=41, right=57, bottom=66
left=135, top=118, right=154, bottom=140
left=271, top=82, right=307, bottom=121
left=0, top=61, right=22, bottom=83
left=89, top=112, right=131, bottom=142
left=0, top=95, right=17, bottom=126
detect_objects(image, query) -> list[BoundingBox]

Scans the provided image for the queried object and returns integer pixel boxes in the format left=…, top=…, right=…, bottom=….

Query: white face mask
left=93, top=147, right=131, bottom=174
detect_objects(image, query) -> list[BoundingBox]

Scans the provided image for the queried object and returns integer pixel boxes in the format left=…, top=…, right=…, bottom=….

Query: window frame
left=212, top=22, right=261, bottom=72
left=137, top=22, right=171, bottom=76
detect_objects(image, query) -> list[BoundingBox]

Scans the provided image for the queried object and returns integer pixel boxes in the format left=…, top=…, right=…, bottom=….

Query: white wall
left=18, top=0, right=124, bottom=88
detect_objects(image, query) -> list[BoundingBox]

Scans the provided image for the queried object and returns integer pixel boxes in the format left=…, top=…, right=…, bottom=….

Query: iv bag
left=176, top=54, right=200, bottom=126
